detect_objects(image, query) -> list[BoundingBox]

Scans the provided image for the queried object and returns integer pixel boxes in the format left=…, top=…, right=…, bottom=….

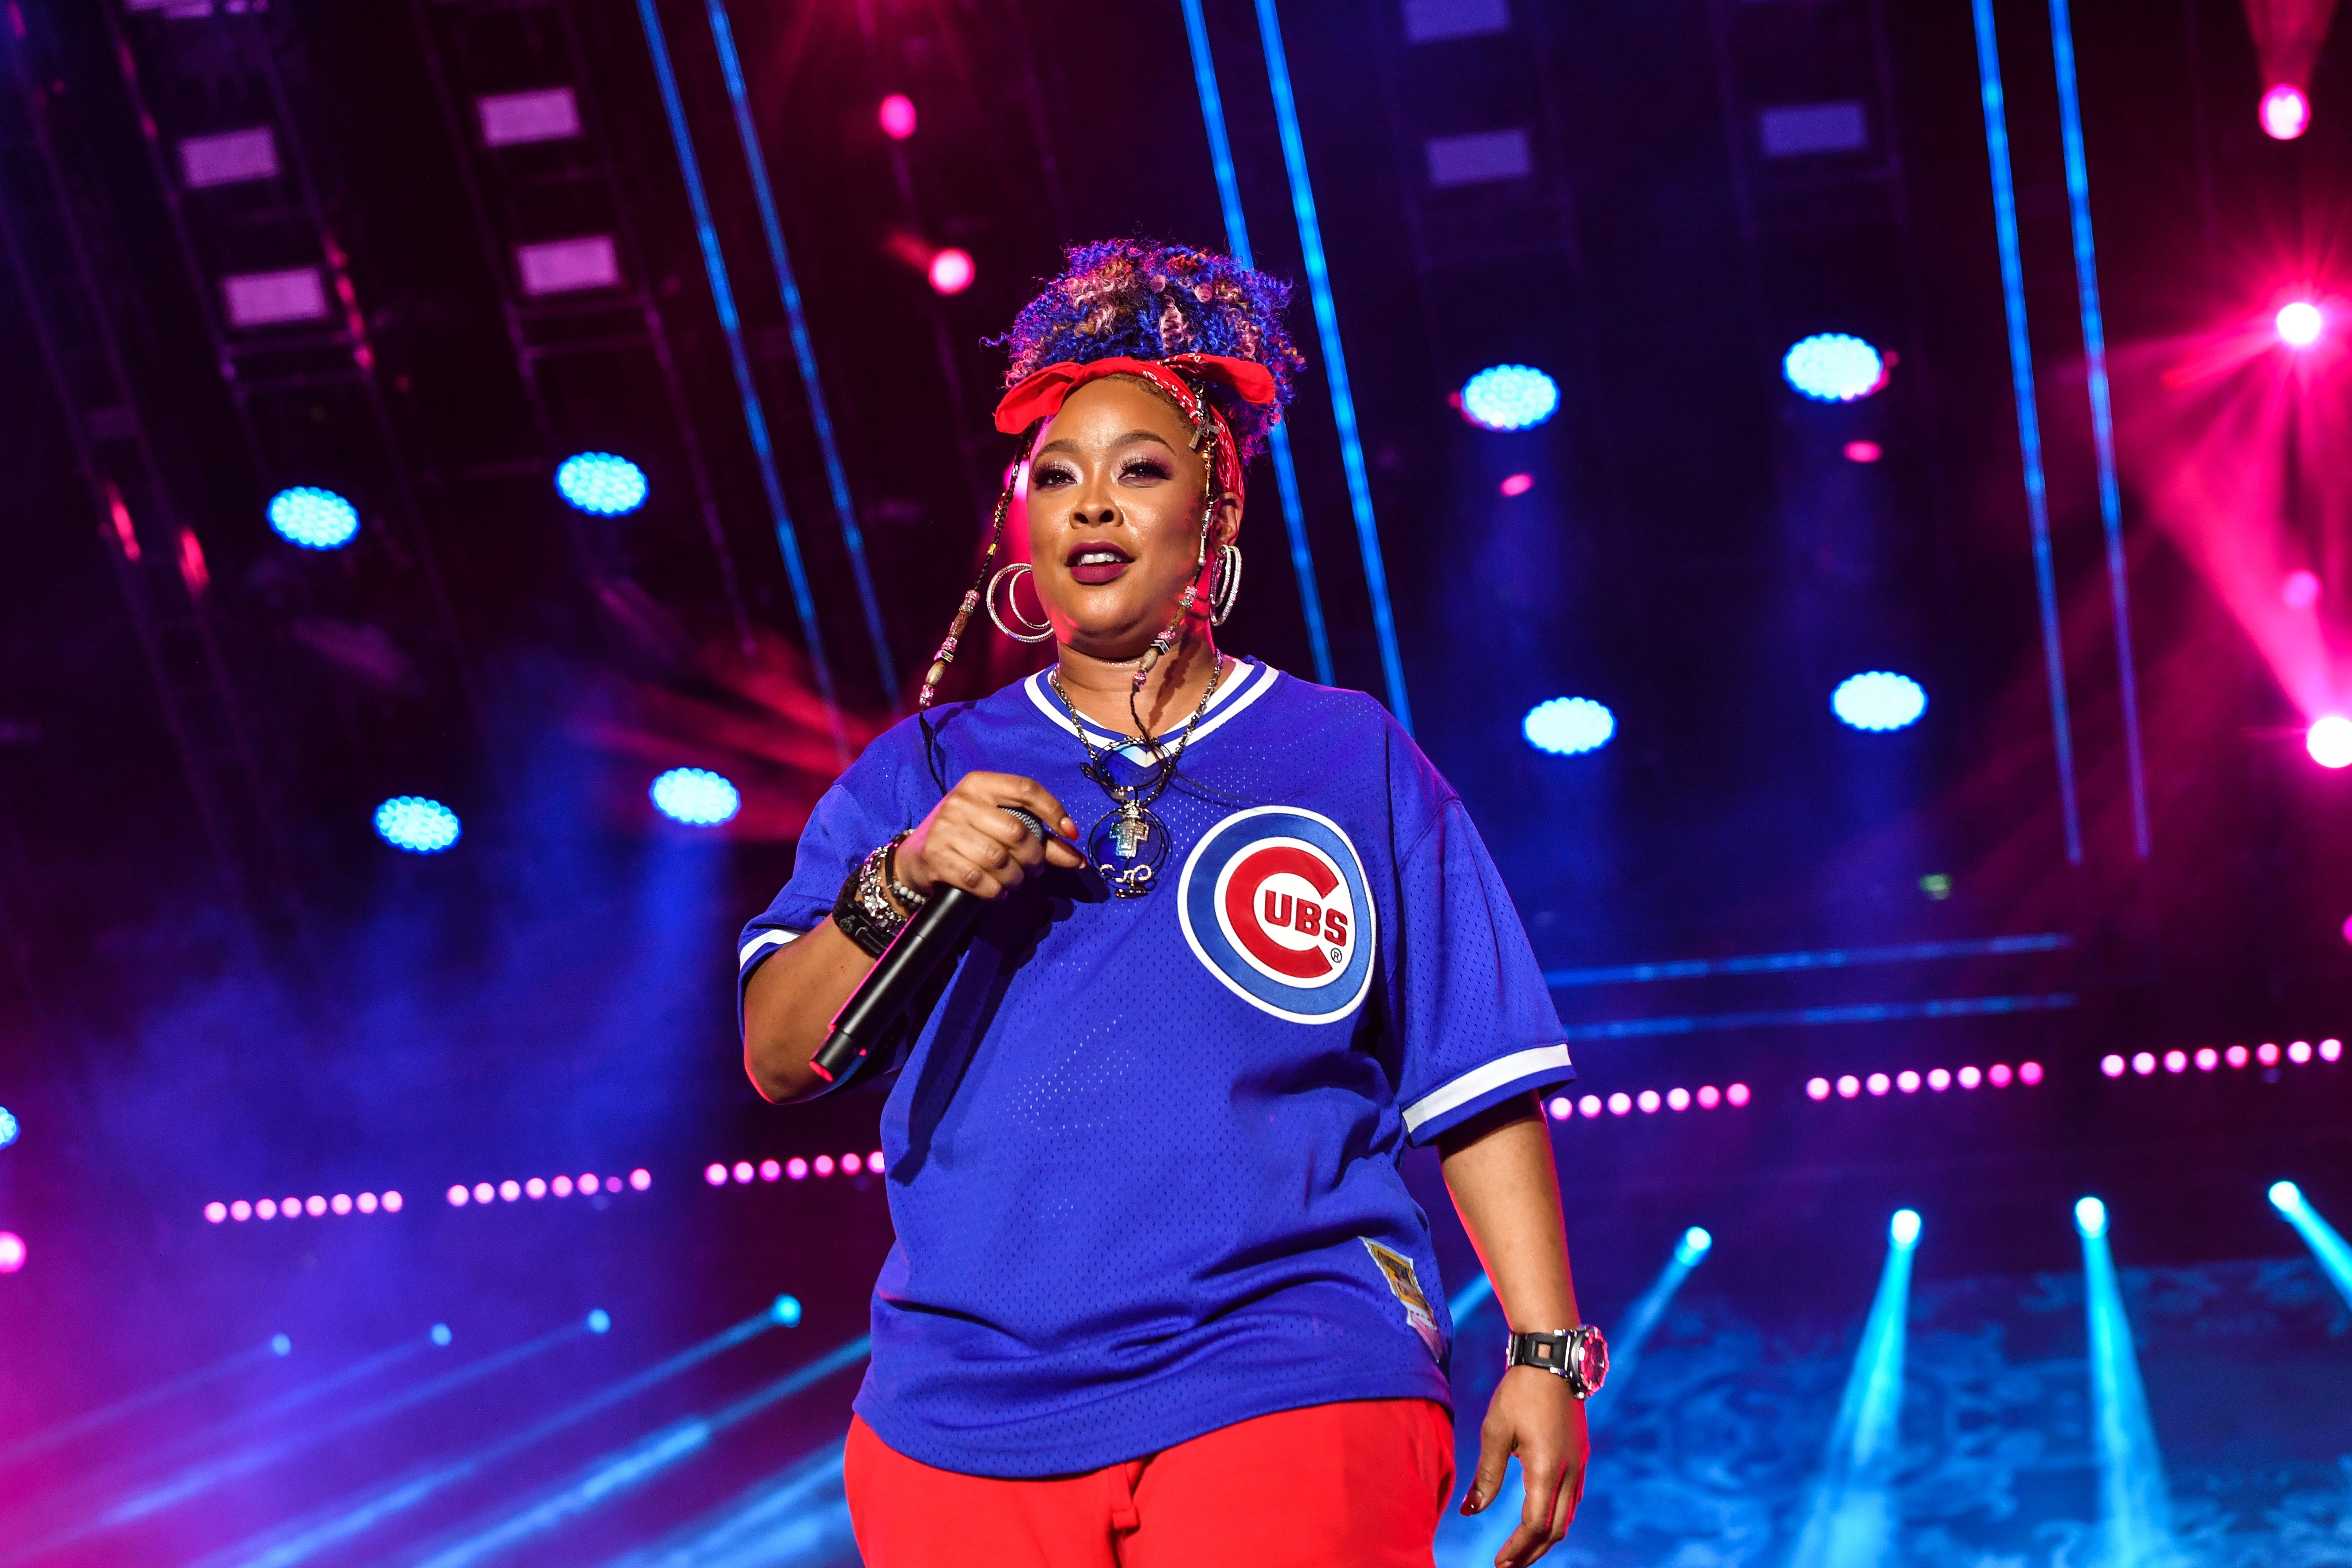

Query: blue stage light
left=2270, top=1180, right=2303, bottom=1213
left=272, top=1334, right=293, bottom=1356
left=651, top=767, right=741, bottom=827
left=555, top=452, right=649, bottom=516
left=1832, top=671, right=1927, bottom=732
left=1783, top=333, right=1887, bottom=402
left=585, top=1308, right=611, bottom=1334
left=430, top=1323, right=453, bottom=1347
left=771, top=1294, right=803, bottom=1326
left=1523, top=696, right=1615, bottom=756
left=1890, top=1209, right=1922, bottom=1250
left=2075, top=1195, right=2108, bottom=1238
left=0, top=1106, right=16, bottom=1149
left=1676, top=1226, right=1713, bottom=1264
left=267, top=487, right=360, bottom=551
left=374, top=796, right=461, bottom=855
left=1459, top=364, right=1560, bottom=432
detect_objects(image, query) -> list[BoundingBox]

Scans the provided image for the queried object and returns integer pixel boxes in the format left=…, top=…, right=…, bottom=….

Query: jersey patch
left=1178, top=806, right=1378, bottom=1025
left=1361, top=1239, right=1444, bottom=1361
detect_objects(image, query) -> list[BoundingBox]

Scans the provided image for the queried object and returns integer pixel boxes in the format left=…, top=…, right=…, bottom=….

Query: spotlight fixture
left=0, top=1231, right=22, bottom=1273
left=2269, top=1180, right=2303, bottom=1213
left=2307, top=715, right=2352, bottom=768
left=374, top=796, right=461, bottom=854
left=651, top=767, right=741, bottom=827
left=770, top=1294, right=804, bottom=1325
left=555, top=452, right=649, bottom=516
left=1458, top=364, right=1560, bottom=431
left=2074, top=1195, right=2108, bottom=1238
left=1675, top=1226, right=1714, bottom=1264
left=1782, top=333, right=1887, bottom=402
left=0, top=1106, right=16, bottom=1148
left=586, top=1308, right=611, bottom=1334
left=2277, top=301, right=2326, bottom=349
left=267, top=486, right=361, bottom=551
left=1522, top=696, right=1615, bottom=756
left=1889, top=1209, right=1922, bottom=1249
left=2260, top=84, right=2311, bottom=140
left=878, top=93, right=917, bottom=140
left=1831, top=671, right=1927, bottom=732
left=928, top=248, right=975, bottom=296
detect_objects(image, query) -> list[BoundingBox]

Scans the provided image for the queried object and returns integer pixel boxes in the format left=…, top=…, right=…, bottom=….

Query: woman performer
left=739, top=240, right=1598, bottom=1568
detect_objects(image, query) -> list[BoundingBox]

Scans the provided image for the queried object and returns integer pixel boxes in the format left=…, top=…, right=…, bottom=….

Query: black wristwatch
left=1505, top=1325, right=1609, bottom=1399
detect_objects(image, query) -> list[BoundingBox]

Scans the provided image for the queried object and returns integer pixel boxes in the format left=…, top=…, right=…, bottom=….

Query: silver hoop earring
left=987, top=562, right=1055, bottom=643
left=1209, top=543, right=1243, bottom=626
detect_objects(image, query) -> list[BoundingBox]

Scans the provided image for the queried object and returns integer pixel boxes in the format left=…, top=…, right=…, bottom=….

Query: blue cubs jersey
left=738, top=661, right=1572, bottom=1477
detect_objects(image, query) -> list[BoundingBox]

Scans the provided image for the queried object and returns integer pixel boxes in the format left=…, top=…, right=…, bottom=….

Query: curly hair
left=991, top=240, right=1304, bottom=460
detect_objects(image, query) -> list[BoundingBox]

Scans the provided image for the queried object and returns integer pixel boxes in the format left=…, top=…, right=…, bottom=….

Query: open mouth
left=1066, top=542, right=1133, bottom=586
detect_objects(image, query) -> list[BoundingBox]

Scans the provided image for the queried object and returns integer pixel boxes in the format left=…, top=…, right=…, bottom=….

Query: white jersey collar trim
left=1021, top=658, right=1278, bottom=762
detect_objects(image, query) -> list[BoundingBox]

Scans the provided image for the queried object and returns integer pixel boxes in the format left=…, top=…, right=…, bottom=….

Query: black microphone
left=807, top=807, right=1048, bottom=1094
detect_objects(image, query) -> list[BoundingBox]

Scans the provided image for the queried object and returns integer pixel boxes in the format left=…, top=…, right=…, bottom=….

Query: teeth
left=1075, top=550, right=1122, bottom=565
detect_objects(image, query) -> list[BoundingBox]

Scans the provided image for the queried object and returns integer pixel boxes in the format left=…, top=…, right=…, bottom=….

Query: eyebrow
left=1034, top=429, right=1179, bottom=458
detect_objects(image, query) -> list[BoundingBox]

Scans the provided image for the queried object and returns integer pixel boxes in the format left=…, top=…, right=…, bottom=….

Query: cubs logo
left=1179, top=807, right=1377, bottom=1024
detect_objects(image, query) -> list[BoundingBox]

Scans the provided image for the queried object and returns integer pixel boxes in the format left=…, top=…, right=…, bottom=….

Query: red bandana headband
left=994, top=353, right=1277, bottom=504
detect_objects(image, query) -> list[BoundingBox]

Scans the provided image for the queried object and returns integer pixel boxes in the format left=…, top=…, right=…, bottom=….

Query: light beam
left=2269, top=1181, right=2352, bottom=1307
left=2077, top=1195, right=2180, bottom=1568
left=1787, top=1210, right=1919, bottom=1568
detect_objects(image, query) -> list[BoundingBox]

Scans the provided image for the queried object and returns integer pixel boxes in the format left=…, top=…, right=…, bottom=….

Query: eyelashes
left=1030, top=458, right=1174, bottom=488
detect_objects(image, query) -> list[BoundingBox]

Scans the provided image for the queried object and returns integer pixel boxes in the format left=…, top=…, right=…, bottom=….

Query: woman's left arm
left=1438, top=1093, right=1590, bottom=1568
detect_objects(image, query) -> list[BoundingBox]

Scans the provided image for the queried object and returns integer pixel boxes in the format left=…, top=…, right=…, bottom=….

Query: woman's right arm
left=742, top=770, right=1083, bottom=1103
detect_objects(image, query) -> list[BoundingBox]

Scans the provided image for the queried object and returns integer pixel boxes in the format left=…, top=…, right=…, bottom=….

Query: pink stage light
left=358, top=1192, right=378, bottom=1212
left=844, top=1152, right=866, bottom=1173
left=1727, top=1083, right=1751, bottom=1106
left=579, top=1171, right=598, bottom=1192
left=2258, top=1042, right=2282, bottom=1064
left=871, top=1150, right=887, bottom=1172
left=497, top=1181, right=520, bottom=1203
left=1989, top=1063, right=2014, bottom=1086
left=2131, top=1053, right=2156, bottom=1075
left=257, top=1199, right=278, bottom=1220
left=0, top=1232, right=23, bottom=1273
left=1896, top=1070, right=1921, bottom=1093
left=231, top=1200, right=252, bottom=1221
left=2261, top=84, right=2311, bottom=139
left=472, top=1182, right=495, bottom=1203
left=1867, top=1073, right=1891, bottom=1096
left=928, top=248, right=975, bottom=296
left=1957, top=1066, right=1983, bottom=1088
left=814, top=1154, right=837, bottom=1176
left=2323, top=1038, right=2345, bottom=1061
left=704, top=1163, right=726, bottom=1187
left=1843, top=440, right=1883, bottom=463
left=1579, top=1095, right=1602, bottom=1117
left=1807, top=1077, right=1831, bottom=1100
left=1636, top=1090, right=1661, bottom=1113
left=1837, top=1075, right=1861, bottom=1099
left=2284, top=569, right=2322, bottom=608
left=2020, top=1061, right=2043, bottom=1084
left=383, top=1191, right=403, bottom=1212
left=2289, top=1040, right=2314, bottom=1062
left=630, top=1168, right=651, bottom=1190
left=2102, top=1054, right=2126, bottom=1077
left=2277, top=300, right=2325, bottom=347
left=332, top=1193, right=354, bottom=1214
left=2228, top=1044, right=2251, bottom=1067
left=1609, top=1092, right=1633, bottom=1116
left=2306, top=715, right=2352, bottom=767
left=760, top=1158, right=781, bottom=1182
left=2164, top=1050, right=2189, bottom=1073
left=551, top=1176, right=573, bottom=1197
left=879, top=93, right=917, bottom=140
left=1499, top=473, right=1534, bottom=497
left=1549, top=1095, right=1573, bottom=1120
left=732, top=1161, right=754, bottom=1184
left=787, top=1157, right=809, bottom=1179
left=449, top=1184, right=469, bottom=1206
left=1929, top=1067, right=1952, bottom=1090
left=2196, top=1047, right=2219, bottom=1070
left=206, top=1201, right=228, bottom=1223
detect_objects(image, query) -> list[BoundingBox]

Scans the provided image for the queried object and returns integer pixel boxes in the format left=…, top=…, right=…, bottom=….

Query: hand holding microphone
left=808, top=775, right=1084, bottom=1093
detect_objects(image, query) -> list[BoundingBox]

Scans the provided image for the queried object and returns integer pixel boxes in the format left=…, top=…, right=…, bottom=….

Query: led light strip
left=1808, top=1061, right=2044, bottom=1100
left=207, top=1191, right=405, bottom=1224
left=706, top=1152, right=886, bottom=1185
left=448, top=1169, right=653, bottom=1206
left=1548, top=1083, right=1753, bottom=1121
left=2102, top=1038, right=2343, bottom=1077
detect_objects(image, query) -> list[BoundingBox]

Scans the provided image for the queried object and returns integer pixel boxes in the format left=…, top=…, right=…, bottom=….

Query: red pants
left=846, top=1399, right=1454, bottom=1567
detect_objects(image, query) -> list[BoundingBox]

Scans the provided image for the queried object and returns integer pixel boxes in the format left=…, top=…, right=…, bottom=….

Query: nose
left=1069, top=495, right=1119, bottom=527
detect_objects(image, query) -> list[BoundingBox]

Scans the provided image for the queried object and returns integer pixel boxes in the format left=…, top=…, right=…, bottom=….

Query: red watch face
left=1573, top=1331, right=1609, bottom=1391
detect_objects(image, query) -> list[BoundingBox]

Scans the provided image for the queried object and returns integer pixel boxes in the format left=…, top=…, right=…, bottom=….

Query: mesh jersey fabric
left=737, top=662, right=1573, bottom=1478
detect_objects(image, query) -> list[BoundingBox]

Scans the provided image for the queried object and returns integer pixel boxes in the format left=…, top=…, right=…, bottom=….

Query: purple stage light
left=1843, top=440, right=1883, bottom=463
left=733, top=1161, right=753, bottom=1184
left=787, top=1157, right=808, bottom=1179
left=205, top=1202, right=227, bottom=1223
left=2307, top=716, right=2352, bottom=767
left=1637, top=1090, right=1661, bottom=1113
left=1499, top=472, right=1534, bottom=497
left=2261, top=83, right=2311, bottom=139
left=497, top=1180, right=519, bottom=1202
left=524, top=1178, right=545, bottom=1199
left=879, top=93, right=917, bottom=139
left=704, top=1163, right=725, bottom=1186
left=2278, top=301, right=2326, bottom=348
left=1838, top=1075, right=1861, bottom=1098
left=2284, top=569, right=2322, bottom=609
left=1609, top=1093, right=1633, bottom=1116
left=0, top=1232, right=23, bottom=1273
left=760, top=1158, right=781, bottom=1182
left=552, top=1176, right=573, bottom=1196
left=331, top=1193, right=353, bottom=1214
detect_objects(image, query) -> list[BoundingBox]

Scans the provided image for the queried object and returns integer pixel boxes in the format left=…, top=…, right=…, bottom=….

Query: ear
left=1211, top=490, right=1243, bottom=550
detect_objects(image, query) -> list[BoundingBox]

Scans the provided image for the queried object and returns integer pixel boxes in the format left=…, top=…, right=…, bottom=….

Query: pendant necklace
left=1049, top=656, right=1226, bottom=898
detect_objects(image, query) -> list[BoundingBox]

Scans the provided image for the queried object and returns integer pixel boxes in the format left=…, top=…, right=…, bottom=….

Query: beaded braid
left=916, top=448, right=1029, bottom=793
left=1124, top=398, right=1223, bottom=757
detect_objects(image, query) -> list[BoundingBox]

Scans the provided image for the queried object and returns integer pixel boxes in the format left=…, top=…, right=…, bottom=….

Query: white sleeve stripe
left=738, top=929, right=802, bottom=969
left=1401, top=1044, right=1575, bottom=1135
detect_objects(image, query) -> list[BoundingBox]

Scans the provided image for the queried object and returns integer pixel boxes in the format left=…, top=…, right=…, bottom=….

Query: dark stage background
left=1, top=0, right=2348, bottom=1564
